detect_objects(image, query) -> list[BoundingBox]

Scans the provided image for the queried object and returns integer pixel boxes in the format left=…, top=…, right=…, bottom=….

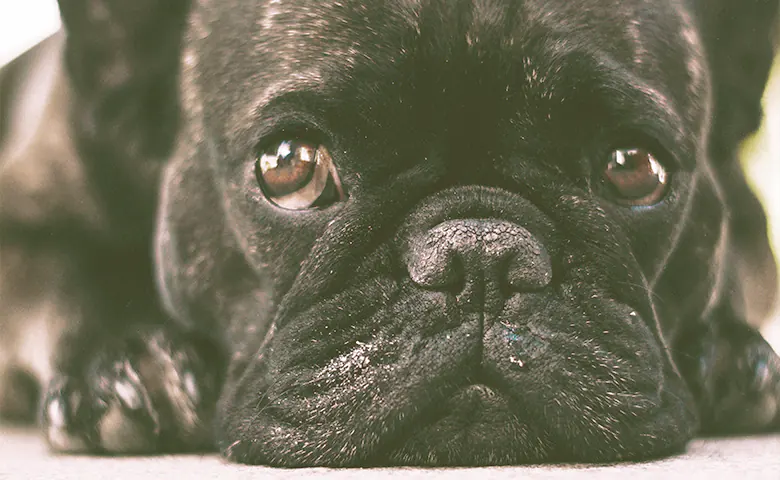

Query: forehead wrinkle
left=606, top=64, right=684, bottom=134
left=626, top=18, right=648, bottom=66
left=633, top=83, right=684, bottom=136
left=510, top=37, right=689, bottom=156
left=533, top=37, right=683, bottom=114
left=197, top=1, right=432, bottom=135
left=465, top=0, right=517, bottom=47
left=672, top=3, right=708, bottom=102
left=573, top=47, right=689, bottom=149
left=194, top=0, right=701, bottom=155
left=261, top=0, right=282, bottom=30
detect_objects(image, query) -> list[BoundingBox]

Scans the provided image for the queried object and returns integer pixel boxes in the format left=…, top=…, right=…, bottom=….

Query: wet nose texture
left=405, top=219, right=553, bottom=308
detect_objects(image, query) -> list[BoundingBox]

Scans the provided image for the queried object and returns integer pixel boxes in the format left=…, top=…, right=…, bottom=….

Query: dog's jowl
left=1, top=0, right=780, bottom=467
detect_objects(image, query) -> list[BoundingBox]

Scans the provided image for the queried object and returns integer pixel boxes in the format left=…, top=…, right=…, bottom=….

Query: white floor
left=0, top=428, right=778, bottom=480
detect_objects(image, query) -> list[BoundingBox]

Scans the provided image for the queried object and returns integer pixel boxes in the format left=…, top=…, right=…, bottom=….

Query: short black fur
left=0, top=0, right=779, bottom=467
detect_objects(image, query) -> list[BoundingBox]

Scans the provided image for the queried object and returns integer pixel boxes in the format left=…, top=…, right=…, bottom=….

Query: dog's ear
left=689, top=0, right=779, bottom=157
left=56, top=0, right=191, bottom=243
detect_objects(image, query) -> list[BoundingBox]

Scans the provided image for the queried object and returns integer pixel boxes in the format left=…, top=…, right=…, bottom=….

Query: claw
left=42, top=379, right=95, bottom=452
left=114, top=376, right=144, bottom=411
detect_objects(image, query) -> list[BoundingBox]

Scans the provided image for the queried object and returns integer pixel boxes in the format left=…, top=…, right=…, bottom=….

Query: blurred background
left=0, top=1, right=60, bottom=67
left=1, top=2, right=779, bottom=350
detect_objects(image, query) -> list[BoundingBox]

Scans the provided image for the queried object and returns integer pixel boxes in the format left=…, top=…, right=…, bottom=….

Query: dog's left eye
left=255, top=141, right=346, bottom=210
left=602, top=148, right=670, bottom=206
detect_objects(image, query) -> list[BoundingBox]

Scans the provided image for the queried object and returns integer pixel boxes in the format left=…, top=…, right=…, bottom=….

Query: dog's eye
left=255, top=141, right=345, bottom=210
left=603, top=148, right=669, bottom=206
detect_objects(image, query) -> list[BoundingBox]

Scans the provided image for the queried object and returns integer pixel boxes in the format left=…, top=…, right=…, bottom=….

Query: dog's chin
left=387, top=383, right=540, bottom=465
left=216, top=284, right=697, bottom=467
left=386, top=378, right=692, bottom=466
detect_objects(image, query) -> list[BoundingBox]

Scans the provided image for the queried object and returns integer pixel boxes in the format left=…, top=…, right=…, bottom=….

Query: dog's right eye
left=255, top=141, right=346, bottom=210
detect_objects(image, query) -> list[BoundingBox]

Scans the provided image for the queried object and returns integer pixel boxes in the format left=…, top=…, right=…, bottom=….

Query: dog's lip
left=455, top=373, right=520, bottom=404
left=373, top=381, right=513, bottom=458
left=462, top=383, right=497, bottom=396
left=400, top=381, right=509, bottom=431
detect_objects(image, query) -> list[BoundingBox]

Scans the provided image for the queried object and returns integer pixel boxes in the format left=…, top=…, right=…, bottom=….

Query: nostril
left=404, top=219, right=552, bottom=295
left=506, top=246, right=553, bottom=291
left=408, top=248, right=465, bottom=292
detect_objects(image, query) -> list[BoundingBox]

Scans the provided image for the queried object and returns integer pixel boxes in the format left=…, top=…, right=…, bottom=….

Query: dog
left=1, top=0, right=779, bottom=467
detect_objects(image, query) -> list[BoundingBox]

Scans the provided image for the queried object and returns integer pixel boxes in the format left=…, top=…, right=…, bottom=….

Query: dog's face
left=157, top=0, right=715, bottom=466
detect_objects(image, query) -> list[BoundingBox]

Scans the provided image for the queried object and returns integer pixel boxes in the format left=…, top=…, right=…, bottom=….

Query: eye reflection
left=603, top=148, right=670, bottom=206
left=255, top=141, right=345, bottom=210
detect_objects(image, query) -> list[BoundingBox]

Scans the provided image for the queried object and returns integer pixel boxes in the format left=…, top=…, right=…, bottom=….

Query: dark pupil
left=605, top=149, right=660, bottom=198
left=261, top=142, right=316, bottom=197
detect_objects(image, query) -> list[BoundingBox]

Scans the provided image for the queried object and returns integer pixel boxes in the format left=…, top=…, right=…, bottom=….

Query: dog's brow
left=578, top=51, right=693, bottom=162
left=611, top=79, right=693, bottom=166
left=225, top=73, right=326, bottom=146
left=626, top=81, right=684, bottom=131
left=539, top=45, right=693, bottom=162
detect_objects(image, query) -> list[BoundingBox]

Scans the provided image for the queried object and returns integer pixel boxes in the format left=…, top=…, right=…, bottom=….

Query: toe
left=94, top=360, right=160, bottom=453
left=42, top=378, right=97, bottom=452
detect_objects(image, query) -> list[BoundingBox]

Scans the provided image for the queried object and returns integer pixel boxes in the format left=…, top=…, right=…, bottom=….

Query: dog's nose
left=405, top=219, right=552, bottom=294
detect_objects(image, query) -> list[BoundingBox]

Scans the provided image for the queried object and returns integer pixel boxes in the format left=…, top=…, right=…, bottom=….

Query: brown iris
left=258, top=141, right=317, bottom=197
left=604, top=148, right=669, bottom=206
left=255, top=141, right=344, bottom=210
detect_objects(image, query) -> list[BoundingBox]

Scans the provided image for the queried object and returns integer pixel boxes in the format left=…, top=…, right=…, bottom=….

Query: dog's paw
left=685, top=322, right=780, bottom=434
left=42, top=329, right=221, bottom=454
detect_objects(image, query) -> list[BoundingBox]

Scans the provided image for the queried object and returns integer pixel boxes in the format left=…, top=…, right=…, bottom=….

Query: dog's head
left=151, top=0, right=778, bottom=466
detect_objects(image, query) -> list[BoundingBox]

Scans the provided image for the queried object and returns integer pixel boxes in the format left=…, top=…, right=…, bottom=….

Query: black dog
left=1, top=0, right=780, bottom=467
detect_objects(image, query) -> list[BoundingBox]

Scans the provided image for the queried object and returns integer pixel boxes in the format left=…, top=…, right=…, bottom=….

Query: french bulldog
left=1, top=0, right=780, bottom=467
